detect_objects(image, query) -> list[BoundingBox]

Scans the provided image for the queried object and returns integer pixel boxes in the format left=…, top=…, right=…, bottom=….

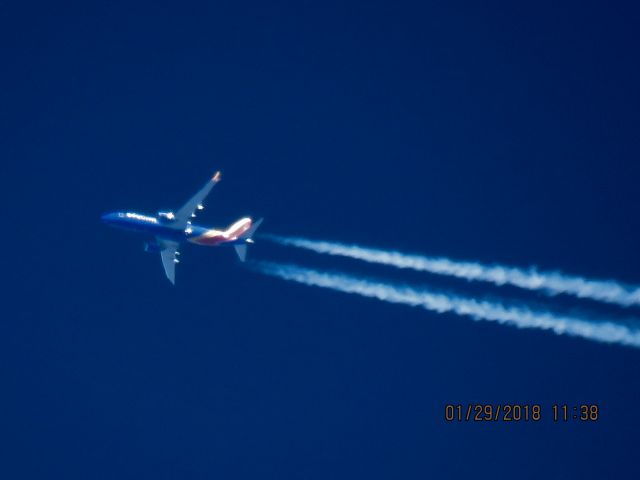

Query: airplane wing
left=173, top=171, right=221, bottom=228
left=159, top=240, right=180, bottom=284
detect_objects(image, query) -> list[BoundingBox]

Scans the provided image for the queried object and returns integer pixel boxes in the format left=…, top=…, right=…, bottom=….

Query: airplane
left=101, top=171, right=262, bottom=284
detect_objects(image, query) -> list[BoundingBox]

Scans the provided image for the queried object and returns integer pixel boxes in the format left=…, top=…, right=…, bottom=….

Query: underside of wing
left=173, top=171, right=221, bottom=228
left=159, top=240, right=180, bottom=284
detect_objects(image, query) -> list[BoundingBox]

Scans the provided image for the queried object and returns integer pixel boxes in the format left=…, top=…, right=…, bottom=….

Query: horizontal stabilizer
left=241, top=217, right=263, bottom=240
left=234, top=244, right=248, bottom=262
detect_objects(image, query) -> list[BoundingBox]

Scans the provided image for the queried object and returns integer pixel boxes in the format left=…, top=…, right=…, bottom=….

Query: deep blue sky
left=3, top=1, right=640, bottom=478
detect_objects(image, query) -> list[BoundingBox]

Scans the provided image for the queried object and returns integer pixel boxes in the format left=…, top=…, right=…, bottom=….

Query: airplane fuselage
left=101, top=212, right=253, bottom=247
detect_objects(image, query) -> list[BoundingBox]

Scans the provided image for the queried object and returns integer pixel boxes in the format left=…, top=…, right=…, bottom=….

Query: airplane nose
left=101, top=212, right=117, bottom=223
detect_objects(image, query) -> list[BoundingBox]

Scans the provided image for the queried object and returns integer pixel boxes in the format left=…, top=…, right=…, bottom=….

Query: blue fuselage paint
left=100, top=211, right=224, bottom=244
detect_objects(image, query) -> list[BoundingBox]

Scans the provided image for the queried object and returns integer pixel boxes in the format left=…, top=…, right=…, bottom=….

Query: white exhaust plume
left=251, top=261, right=640, bottom=348
left=262, top=235, right=640, bottom=308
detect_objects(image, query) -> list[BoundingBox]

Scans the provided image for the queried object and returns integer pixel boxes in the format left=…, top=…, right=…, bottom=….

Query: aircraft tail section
left=241, top=217, right=263, bottom=240
left=233, top=217, right=264, bottom=262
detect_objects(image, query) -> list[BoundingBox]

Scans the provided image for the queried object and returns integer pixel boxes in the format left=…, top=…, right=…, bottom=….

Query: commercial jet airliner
left=101, top=171, right=262, bottom=284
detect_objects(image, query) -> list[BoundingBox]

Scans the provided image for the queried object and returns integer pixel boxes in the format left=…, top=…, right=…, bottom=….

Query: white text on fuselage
left=125, top=212, right=158, bottom=223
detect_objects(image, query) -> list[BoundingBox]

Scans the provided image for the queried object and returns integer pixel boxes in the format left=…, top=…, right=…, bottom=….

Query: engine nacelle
left=157, top=211, right=175, bottom=222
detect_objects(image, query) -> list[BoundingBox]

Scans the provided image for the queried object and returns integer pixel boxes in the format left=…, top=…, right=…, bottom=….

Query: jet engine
left=157, top=211, right=175, bottom=222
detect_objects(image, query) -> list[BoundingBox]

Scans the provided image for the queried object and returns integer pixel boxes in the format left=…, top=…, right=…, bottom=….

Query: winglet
left=212, top=171, right=221, bottom=182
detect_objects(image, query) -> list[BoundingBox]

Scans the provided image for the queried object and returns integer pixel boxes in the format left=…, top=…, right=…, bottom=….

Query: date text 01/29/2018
left=444, top=404, right=599, bottom=422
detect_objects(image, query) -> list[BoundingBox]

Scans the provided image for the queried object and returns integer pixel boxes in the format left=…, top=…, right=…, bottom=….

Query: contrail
left=250, top=261, right=640, bottom=348
left=262, top=235, right=640, bottom=308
